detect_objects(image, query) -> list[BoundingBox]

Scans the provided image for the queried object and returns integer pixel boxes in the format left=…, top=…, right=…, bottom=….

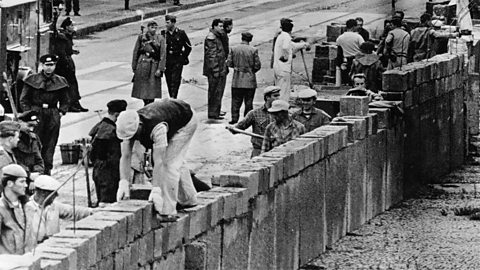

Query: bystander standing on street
left=0, top=164, right=35, bottom=255
left=0, top=121, right=21, bottom=194
left=226, top=32, right=261, bottom=124
left=336, top=19, right=364, bottom=86
left=164, top=15, right=192, bottom=99
left=355, top=17, right=370, bottom=41
left=64, top=0, right=80, bottom=16
left=132, top=21, right=166, bottom=106
left=273, top=18, right=309, bottom=102
left=292, top=88, right=331, bottom=132
left=203, top=19, right=228, bottom=120
left=227, top=86, right=281, bottom=157
left=261, top=100, right=305, bottom=153
left=89, top=99, right=127, bottom=205
left=20, top=54, right=70, bottom=175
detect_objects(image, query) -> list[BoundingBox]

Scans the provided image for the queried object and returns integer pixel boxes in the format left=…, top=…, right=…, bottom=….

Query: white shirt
left=273, top=31, right=307, bottom=76
left=336, top=31, right=364, bottom=57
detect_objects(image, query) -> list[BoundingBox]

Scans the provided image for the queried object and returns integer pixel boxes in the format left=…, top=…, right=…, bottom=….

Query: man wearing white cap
left=261, top=100, right=305, bottom=153
left=26, top=175, right=93, bottom=243
left=293, top=88, right=331, bottom=132
left=0, top=164, right=35, bottom=254
left=116, top=99, right=198, bottom=221
left=227, top=86, right=281, bottom=157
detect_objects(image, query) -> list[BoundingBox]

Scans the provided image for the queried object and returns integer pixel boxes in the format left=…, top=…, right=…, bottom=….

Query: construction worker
left=261, top=100, right=306, bottom=153
left=0, top=164, right=36, bottom=254
left=116, top=99, right=198, bottom=222
left=293, top=88, right=331, bottom=132
left=227, top=86, right=281, bottom=157
left=89, top=99, right=127, bottom=205
left=20, top=54, right=70, bottom=175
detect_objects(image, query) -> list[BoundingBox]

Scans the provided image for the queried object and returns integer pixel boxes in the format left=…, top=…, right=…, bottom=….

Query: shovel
left=300, top=49, right=314, bottom=88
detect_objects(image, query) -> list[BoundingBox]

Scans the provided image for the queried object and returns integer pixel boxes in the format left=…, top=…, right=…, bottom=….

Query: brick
left=329, top=119, right=355, bottom=142
left=256, top=155, right=286, bottom=186
left=248, top=191, right=276, bottom=269
left=222, top=216, right=251, bottom=270
left=98, top=200, right=149, bottom=238
left=320, top=125, right=348, bottom=152
left=368, top=108, right=391, bottom=129
left=212, top=187, right=249, bottom=216
left=325, top=149, right=348, bottom=246
left=196, top=191, right=225, bottom=227
left=182, top=199, right=211, bottom=238
left=44, top=237, right=91, bottom=270
left=152, top=247, right=185, bottom=270
left=34, top=246, right=77, bottom=270
left=382, top=69, right=409, bottom=92
left=339, top=95, right=370, bottom=116
left=340, top=116, right=368, bottom=140
left=216, top=170, right=259, bottom=198
left=161, top=213, right=190, bottom=252
left=185, top=242, right=207, bottom=270
left=298, top=163, right=326, bottom=265
left=92, top=211, right=131, bottom=249
left=53, top=230, right=100, bottom=266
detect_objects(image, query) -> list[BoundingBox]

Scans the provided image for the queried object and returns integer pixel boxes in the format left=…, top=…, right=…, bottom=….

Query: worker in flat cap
left=14, top=111, right=44, bottom=195
left=132, top=20, right=166, bottom=106
left=51, top=17, right=87, bottom=113
left=20, top=54, right=69, bottom=176
left=261, top=100, right=305, bottom=153
left=88, top=99, right=128, bottom=205
left=226, top=32, right=261, bottom=125
left=163, top=14, right=192, bottom=99
left=116, top=99, right=198, bottom=222
left=0, top=164, right=36, bottom=255
left=0, top=121, right=21, bottom=183
left=273, top=18, right=310, bottom=101
left=227, top=86, right=281, bottom=157
left=26, top=175, right=93, bottom=244
left=293, top=88, right=331, bottom=132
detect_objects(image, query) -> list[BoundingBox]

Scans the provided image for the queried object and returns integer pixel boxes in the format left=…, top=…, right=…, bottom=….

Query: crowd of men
left=1, top=9, right=460, bottom=255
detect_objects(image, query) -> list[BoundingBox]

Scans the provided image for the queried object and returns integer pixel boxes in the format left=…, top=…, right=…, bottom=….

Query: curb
left=76, top=0, right=227, bottom=36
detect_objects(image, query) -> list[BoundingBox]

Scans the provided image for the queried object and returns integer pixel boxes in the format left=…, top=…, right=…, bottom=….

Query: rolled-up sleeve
left=151, top=123, right=169, bottom=148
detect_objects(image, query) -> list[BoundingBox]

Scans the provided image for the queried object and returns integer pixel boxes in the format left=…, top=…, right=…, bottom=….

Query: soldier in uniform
left=14, top=111, right=44, bottom=194
left=51, top=17, right=88, bottom=112
left=89, top=99, right=127, bottom=205
left=163, top=15, right=192, bottom=99
left=20, top=54, right=70, bottom=175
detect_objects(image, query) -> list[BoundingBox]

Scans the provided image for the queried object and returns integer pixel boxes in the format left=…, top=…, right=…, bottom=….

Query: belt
left=33, top=104, right=57, bottom=109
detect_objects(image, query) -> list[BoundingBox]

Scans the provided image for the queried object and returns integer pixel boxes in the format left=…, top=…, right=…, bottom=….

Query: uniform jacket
left=51, top=31, right=76, bottom=79
left=203, top=28, right=227, bottom=77
left=14, top=127, right=44, bottom=174
left=0, top=196, right=36, bottom=255
left=20, top=72, right=70, bottom=114
left=273, top=31, right=306, bottom=76
left=26, top=200, right=92, bottom=243
left=165, top=28, right=192, bottom=65
left=226, top=43, right=261, bottom=89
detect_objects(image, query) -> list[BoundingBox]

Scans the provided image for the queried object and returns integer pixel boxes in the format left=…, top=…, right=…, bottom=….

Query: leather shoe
left=220, top=111, right=226, bottom=116
left=208, top=116, right=224, bottom=120
left=74, top=12, right=81, bottom=16
left=68, top=106, right=82, bottom=113
left=176, top=204, right=197, bottom=211
left=77, top=105, right=88, bottom=112
left=229, top=120, right=238, bottom=125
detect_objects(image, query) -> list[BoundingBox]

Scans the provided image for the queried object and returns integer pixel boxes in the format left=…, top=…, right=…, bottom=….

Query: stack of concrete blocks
left=28, top=54, right=469, bottom=270
left=312, top=43, right=337, bottom=84
left=381, top=53, right=466, bottom=196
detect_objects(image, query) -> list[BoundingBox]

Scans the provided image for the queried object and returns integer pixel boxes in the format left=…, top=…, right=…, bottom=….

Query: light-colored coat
left=273, top=31, right=306, bottom=77
left=226, top=43, right=261, bottom=88
left=0, top=197, right=36, bottom=255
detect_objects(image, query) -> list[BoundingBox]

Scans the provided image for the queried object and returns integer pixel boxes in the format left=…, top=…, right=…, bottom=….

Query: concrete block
left=248, top=190, right=276, bottom=269
left=414, top=63, right=426, bottom=84
left=152, top=246, right=185, bottom=270
left=196, top=192, right=225, bottom=227
left=403, top=106, right=421, bottom=196
left=130, top=184, right=152, bottom=200
left=185, top=241, right=206, bottom=270
left=386, top=123, right=405, bottom=209
left=34, top=246, right=77, bottom=270
left=419, top=81, right=435, bottom=104
left=65, top=216, right=118, bottom=259
left=40, top=259, right=67, bottom=270
left=138, top=231, right=155, bottom=265
left=298, top=162, right=326, bottom=265
left=467, top=73, right=480, bottom=135
left=368, top=108, right=391, bottom=129
left=418, top=99, right=438, bottom=183
left=341, top=116, right=368, bottom=140
left=216, top=170, right=259, bottom=199
left=52, top=230, right=100, bottom=267
left=347, top=140, right=367, bottom=232
left=319, top=125, right=348, bottom=153
left=98, top=200, right=149, bottom=238
left=435, top=95, right=451, bottom=177
left=325, top=149, right=348, bottom=246
left=274, top=178, right=300, bottom=270
left=326, top=23, right=346, bottom=42
left=315, top=44, right=337, bottom=58
left=257, top=153, right=286, bottom=184
left=366, top=130, right=387, bottom=219
left=221, top=216, right=251, bottom=270
left=450, top=89, right=465, bottom=170
left=209, top=187, right=248, bottom=217
left=380, top=91, right=413, bottom=108
left=91, top=211, right=131, bottom=249
left=368, top=113, right=378, bottom=135
left=43, top=237, right=91, bottom=270
left=153, top=227, right=164, bottom=258
left=339, top=96, right=370, bottom=116
left=382, top=69, right=409, bottom=92
left=329, top=119, right=355, bottom=142
left=196, top=226, right=222, bottom=270
left=161, top=213, right=190, bottom=252
left=182, top=199, right=211, bottom=238
left=95, top=255, right=114, bottom=270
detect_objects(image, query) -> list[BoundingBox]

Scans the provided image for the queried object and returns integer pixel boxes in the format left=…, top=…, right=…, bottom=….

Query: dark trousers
left=341, top=56, right=355, bottom=86
left=231, top=88, right=255, bottom=122
left=34, top=108, right=61, bottom=175
left=207, top=74, right=226, bottom=118
left=165, top=63, right=184, bottom=99
left=65, top=0, right=80, bottom=12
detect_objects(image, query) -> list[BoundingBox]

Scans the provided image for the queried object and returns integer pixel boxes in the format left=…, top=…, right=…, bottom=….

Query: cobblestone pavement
left=306, top=173, right=480, bottom=269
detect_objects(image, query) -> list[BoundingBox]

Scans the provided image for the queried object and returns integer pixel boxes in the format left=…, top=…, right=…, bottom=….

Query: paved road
left=53, top=0, right=424, bottom=202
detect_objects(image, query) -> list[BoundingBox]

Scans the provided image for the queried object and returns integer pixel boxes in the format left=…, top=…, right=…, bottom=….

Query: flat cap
left=2, top=164, right=27, bottom=178
left=268, top=100, right=289, bottom=113
left=39, top=54, right=58, bottom=64
left=241, top=32, right=253, bottom=42
left=297, top=88, right=317, bottom=99
left=116, top=110, right=140, bottom=140
left=18, top=111, right=39, bottom=122
left=165, top=14, right=176, bottom=21
left=280, top=18, right=293, bottom=24
left=0, top=121, right=20, bottom=136
left=34, top=175, right=61, bottom=191
left=107, top=99, right=128, bottom=113
left=263, top=86, right=281, bottom=96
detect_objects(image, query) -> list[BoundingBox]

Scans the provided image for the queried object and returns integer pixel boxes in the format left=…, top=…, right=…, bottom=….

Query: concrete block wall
left=21, top=52, right=467, bottom=270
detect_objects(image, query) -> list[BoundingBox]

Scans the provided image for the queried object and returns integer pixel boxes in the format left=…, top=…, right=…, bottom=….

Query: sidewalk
left=63, top=0, right=225, bottom=36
